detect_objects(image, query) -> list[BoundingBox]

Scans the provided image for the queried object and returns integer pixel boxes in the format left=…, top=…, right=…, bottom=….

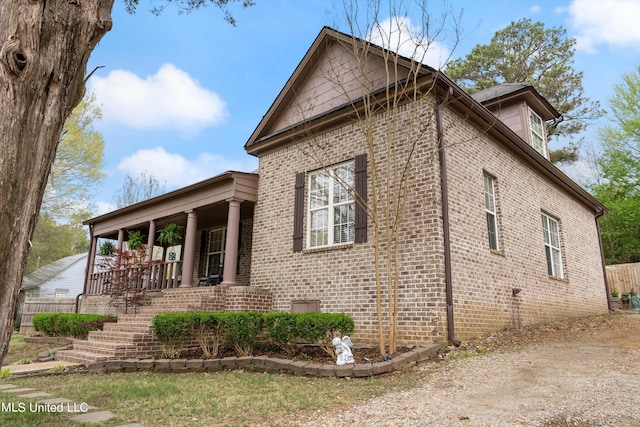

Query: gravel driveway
left=280, top=313, right=640, bottom=427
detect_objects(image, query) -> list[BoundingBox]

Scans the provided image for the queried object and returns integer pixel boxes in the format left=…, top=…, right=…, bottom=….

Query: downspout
left=82, top=224, right=94, bottom=297
left=436, top=94, right=461, bottom=347
left=595, top=210, right=613, bottom=310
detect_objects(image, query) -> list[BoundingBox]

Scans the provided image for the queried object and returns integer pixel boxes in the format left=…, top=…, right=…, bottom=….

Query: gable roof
left=471, top=83, right=560, bottom=121
left=245, top=26, right=428, bottom=153
left=21, top=252, right=88, bottom=291
left=244, top=26, right=605, bottom=215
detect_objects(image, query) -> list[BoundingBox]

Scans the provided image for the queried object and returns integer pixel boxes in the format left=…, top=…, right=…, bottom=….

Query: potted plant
left=127, top=230, right=145, bottom=250
left=157, top=223, right=183, bottom=262
left=621, top=292, right=630, bottom=309
left=99, top=241, right=115, bottom=256
left=609, top=290, right=619, bottom=311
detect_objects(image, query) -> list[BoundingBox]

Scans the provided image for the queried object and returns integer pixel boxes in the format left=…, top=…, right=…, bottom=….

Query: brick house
left=243, top=27, right=609, bottom=345
left=75, top=27, right=608, bottom=359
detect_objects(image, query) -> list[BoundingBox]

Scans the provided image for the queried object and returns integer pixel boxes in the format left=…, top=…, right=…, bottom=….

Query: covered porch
left=83, top=171, right=258, bottom=295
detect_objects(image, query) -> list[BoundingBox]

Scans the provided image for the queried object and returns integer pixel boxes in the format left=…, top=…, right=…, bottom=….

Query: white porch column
left=180, top=210, right=198, bottom=287
left=221, top=198, right=242, bottom=286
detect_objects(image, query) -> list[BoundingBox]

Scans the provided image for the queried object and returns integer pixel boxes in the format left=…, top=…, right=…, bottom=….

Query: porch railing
left=86, top=261, right=183, bottom=295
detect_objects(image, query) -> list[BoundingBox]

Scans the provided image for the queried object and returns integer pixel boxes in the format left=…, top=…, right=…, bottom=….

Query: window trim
left=528, top=107, right=547, bottom=158
left=307, top=161, right=355, bottom=249
left=483, top=173, right=499, bottom=251
left=541, top=213, right=564, bottom=279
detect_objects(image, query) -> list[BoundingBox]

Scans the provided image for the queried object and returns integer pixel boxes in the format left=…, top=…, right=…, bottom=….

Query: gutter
left=436, top=93, right=461, bottom=347
left=595, top=210, right=613, bottom=310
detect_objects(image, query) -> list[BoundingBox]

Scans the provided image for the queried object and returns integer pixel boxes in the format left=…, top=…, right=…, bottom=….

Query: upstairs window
left=483, top=174, right=499, bottom=250
left=308, top=162, right=355, bottom=248
left=529, top=108, right=547, bottom=158
left=542, top=213, right=563, bottom=279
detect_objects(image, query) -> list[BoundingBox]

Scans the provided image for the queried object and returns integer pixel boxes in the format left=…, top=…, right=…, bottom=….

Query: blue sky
left=86, top=0, right=640, bottom=214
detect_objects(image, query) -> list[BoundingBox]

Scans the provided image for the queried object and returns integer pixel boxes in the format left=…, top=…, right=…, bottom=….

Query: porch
left=83, top=171, right=258, bottom=296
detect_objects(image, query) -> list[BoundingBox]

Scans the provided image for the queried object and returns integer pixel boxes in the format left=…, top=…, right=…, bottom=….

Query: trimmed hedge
left=152, top=311, right=355, bottom=358
left=32, top=313, right=117, bottom=339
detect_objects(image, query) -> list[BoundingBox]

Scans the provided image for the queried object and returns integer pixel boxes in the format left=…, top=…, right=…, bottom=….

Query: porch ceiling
left=87, top=171, right=258, bottom=238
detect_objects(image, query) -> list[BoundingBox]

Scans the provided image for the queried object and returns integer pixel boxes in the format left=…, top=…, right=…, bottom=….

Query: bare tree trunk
left=0, top=1, right=113, bottom=366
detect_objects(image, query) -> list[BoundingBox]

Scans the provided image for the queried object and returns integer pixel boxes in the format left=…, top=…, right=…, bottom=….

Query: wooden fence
left=19, top=297, right=76, bottom=336
left=606, top=262, right=640, bottom=295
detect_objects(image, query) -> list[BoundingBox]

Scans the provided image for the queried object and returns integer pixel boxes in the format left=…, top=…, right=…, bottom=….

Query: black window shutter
left=354, top=153, right=368, bottom=243
left=293, top=172, right=305, bottom=252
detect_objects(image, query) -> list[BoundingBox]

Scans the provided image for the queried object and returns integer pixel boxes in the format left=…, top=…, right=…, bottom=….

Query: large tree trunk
left=0, top=1, right=114, bottom=366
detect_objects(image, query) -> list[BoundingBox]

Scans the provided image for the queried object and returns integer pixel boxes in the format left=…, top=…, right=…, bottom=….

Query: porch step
left=102, top=323, right=153, bottom=334
left=59, top=288, right=221, bottom=364
left=55, top=350, right=112, bottom=364
left=87, top=330, right=152, bottom=343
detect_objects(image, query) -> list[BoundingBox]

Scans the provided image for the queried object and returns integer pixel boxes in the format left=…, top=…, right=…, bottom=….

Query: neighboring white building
left=20, top=252, right=88, bottom=299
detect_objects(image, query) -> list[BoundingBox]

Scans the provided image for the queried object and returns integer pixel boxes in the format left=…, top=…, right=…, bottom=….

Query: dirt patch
left=275, top=312, right=640, bottom=427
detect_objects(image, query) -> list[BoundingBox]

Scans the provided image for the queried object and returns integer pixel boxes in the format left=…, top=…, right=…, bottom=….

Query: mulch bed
left=179, top=344, right=412, bottom=365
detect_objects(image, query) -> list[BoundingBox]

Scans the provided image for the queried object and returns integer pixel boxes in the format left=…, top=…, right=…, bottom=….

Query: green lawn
left=0, top=368, right=428, bottom=426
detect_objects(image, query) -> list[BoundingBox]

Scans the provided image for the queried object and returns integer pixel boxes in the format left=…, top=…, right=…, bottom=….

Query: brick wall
left=442, top=105, right=608, bottom=339
left=251, top=99, right=449, bottom=346
left=251, top=93, right=608, bottom=345
left=80, top=286, right=272, bottom=316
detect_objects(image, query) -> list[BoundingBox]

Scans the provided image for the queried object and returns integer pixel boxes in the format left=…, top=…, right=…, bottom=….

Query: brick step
left=87, top=330, right=153, bottom=343
left=56, top=349, right=113, bottom=364
left=103, top=323, right=153, bottom=334
left=115, top=314, right=156, bottom=322
left=72, top=340, right=138, bottom=356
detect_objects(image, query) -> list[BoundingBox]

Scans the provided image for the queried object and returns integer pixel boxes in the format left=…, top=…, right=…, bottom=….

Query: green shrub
left=32, top=313, right=117, bottom=339
left=264, top=312, right=299, bottom=356
left=197, top=312, right=225, bottom=358
left=219, top=312, right=264, bottom=356
left=296, top=312, right=355, bottom=357
left=152, top=312, right=200, bottom=358
left=12, top=319, right=20, bottom=332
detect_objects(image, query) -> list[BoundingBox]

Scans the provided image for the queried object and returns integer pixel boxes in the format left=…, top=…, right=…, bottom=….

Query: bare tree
left=113, top=172, right=166, bottom=209
left=296, top=1, right=464, bottom=355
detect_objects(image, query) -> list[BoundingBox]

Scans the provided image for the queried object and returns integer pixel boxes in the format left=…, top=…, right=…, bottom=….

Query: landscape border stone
left=2, top=343, right=445, bottom=379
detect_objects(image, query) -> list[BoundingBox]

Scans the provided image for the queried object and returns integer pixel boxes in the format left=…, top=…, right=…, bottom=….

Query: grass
left=0, top=369, right=427, bottom=426
left=1, top=332, right=432, bottom=426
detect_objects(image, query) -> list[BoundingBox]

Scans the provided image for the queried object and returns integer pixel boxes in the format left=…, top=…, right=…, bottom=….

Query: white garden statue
left=332, top=336, right=354, bottom=365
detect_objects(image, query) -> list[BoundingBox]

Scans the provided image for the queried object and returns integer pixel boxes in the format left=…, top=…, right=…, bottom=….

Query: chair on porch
left=198, top=264, right=223, bottom=286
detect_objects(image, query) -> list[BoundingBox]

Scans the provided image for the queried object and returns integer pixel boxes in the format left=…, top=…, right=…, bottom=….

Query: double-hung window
left=308, top=162, right=355, bottom=248
left=542, top=214, right=563, bottom=278
left=483, top=174, right=499, bottom=250
left=206, top=227, right=226, bottom=276
left=529, top=108, right=547, bottom=158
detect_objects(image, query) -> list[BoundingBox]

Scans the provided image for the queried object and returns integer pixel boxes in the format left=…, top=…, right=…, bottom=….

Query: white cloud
left=567, top=0, right=640, bottom=52
left=529, top=5, right=542, bottom=14
left=116, top=147, right=258, bottom=188
left=368, top=17, right=452, bottom=68
left=89, top=63, right=227, bottom=134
